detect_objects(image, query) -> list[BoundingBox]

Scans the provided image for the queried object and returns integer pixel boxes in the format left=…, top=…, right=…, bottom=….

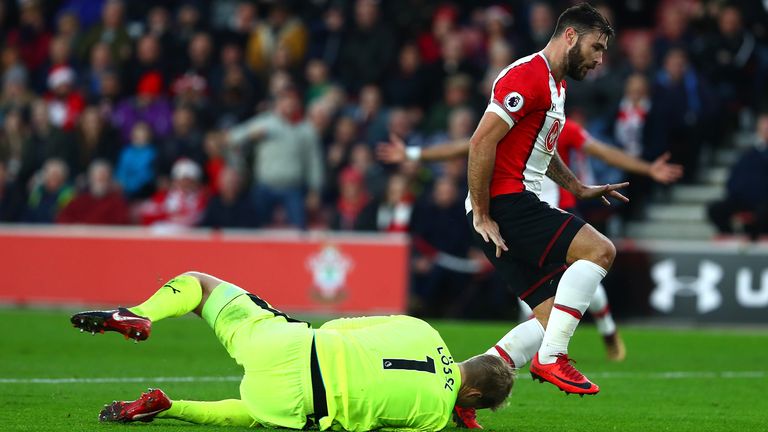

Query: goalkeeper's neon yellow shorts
left=201, top=282, right=315, bottom=429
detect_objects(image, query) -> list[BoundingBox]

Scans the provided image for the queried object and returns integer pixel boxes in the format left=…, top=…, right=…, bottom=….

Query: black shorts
left=468, top=191, right=586, bottom=308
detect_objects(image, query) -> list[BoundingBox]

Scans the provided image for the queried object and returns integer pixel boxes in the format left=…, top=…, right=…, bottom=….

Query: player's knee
left=181, top=271, right=215, bottom=295
left=591, top=240, right=615, bottom=270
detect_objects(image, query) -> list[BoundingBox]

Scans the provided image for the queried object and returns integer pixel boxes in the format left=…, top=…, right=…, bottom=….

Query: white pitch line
left=0, top=371, right=765, bottom=384
left=0, top=376, right=242, bottom=384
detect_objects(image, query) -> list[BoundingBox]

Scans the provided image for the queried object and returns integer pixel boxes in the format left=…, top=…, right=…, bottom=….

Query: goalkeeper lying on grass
left=71, top=271, right=514, bottom=431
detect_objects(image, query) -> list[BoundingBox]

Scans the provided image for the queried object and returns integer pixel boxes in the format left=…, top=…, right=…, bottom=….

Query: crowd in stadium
left=0, top=0, right=766, bottom=313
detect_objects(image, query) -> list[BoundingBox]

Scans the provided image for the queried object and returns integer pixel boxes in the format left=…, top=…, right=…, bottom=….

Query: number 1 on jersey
left=382, top=356, right=436, bottom=373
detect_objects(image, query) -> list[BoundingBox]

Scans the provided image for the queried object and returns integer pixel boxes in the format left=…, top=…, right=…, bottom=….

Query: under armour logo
left=650, top=259, right=722, bottom=314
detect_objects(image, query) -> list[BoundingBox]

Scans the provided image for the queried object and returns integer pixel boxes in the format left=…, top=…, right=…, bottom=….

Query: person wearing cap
left=112, top=71, right=173, bottom=143
left=44, top=65, right=85, bottom=131
left=138, top=158, right=208, bottom=228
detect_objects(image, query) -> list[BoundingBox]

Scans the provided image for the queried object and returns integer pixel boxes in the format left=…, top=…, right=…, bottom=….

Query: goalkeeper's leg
left=70, top=271, right=226, bottom=341
left=100, top=388, right=256, bottom=427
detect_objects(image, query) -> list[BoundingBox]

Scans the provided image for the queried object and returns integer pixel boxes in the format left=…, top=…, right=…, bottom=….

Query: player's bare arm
left=584, top=139, right=683, bottom=184
left=376, top=133, right=470, bottom=163
left=468, top=112, right=511, bottom=257
left=547, top=152, right=629, bottom=206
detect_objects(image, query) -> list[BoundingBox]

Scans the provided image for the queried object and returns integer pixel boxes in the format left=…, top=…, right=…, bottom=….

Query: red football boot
left=99, top=388, right=171, bottom=423
left=530, top=353, right=599, bottom=396
left=71, top=307, right=151, bottom=342
left=453, top=406, right=483, bottom=429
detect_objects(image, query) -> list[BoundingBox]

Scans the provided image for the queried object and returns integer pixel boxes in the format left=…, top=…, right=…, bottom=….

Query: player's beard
left=565, top=40, right=590, bottom=81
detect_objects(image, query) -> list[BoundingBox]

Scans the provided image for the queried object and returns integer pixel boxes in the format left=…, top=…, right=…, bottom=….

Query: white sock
left=587, top=283, right=616, bottom=336
left=539, top=260, right=607, bottom=364
left=517, top=298, right=534, bottom=322
left=485, top=318, right=544, bottom=369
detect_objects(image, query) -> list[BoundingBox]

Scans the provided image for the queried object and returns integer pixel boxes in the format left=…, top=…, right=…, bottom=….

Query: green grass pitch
left=1, top=309, right=766, bottom=431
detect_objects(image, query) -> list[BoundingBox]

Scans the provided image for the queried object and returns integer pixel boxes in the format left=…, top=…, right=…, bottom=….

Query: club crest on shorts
left=503, top=92, right=524, bottom=112
left=545, top=119, right=561, bottom=152
left=307, top=244, right=352, bottom=303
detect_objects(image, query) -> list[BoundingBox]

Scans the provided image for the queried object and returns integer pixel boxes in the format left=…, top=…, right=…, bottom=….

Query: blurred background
left=0, top=0, right=766, bottom=324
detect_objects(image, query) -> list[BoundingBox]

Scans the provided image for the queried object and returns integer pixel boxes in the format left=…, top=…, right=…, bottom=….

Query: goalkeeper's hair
left=460, top=354, right=516, bottom=411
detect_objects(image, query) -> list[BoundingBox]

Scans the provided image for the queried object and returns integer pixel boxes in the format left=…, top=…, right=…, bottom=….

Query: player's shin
left=486, top=317, right=544, bottom=368
left=539, top=260, right=607, bottom=364
left=157, top=399, right=255, bottom=427
left=129, top=274, right=203, bottom=322
left=587, top=283, right=616, bottom=336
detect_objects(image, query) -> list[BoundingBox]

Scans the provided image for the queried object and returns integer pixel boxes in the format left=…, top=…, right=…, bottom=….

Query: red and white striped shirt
left=467, top=52, right=566, bottom=212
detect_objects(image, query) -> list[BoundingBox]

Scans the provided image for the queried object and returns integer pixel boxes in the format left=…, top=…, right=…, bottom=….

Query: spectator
left=614, top=74, right=651, bottom=158
left=213, top=45, right=258, bottom=128
left=653, top=4, right=693, bottom=66
left=7, top=1, right=51, bottom=72
left=18, top=100, right=78, bottom=181
left=356, top=173, right=413, bottom=232
left=138, top=158, right=207, bottom=228
left=338, top=0, right=395, bottom=92
left=125, top=35, right=167, bottom=97
left=160, top=105, right=203, bottom=174
left=427, top=33, right=480, bottom=103
left=74, top=106, right=120, bottom=176
left=179, top=32, right=214, bottom=83
left=202, top=130, right=226, bottom=194
left=524, top=2, right=556, bottom=52
left=77, top=0, right=131, bottom=64
left=22, top=158, right=75, bottom=223
left=308, top=5, right=346, bottom=73
left=707, top=113, right=768, bottom=241
left=416, top=5, right=458, bottom=65
left=145, top=6, right=174, bottom=59
left=0, top=110, right=27, bottom=181
left=88, top=68, right=121, bottom=119
left=57, top=160, right=129, bottom=225
left=385, top=43, right=430, bottom=110
left=200, top=166, right=255, bottom=229
left=645, top=48, right=709, bottom=183
left=45, top=65, right=85, bottom=131
left=348, top=143, right=386, bottom=200
left=409, top=175, right=473, bottom=317
left=346, top=84, right=388, bottom=145
left=36, top=35, right=75, bottom=93
left=694, top=4, right=758, bottom=128
left=423, top=74, right=473, bottom=135
left=171, top=2, right=205, bottom=68
left=330, top=167, right=370, bottom=230
left=245, top=4, right=308, bottom=74
left=325, top=116, right=359, bottom=197
left=115, top=122, right=156, bottom=199
left=305, top=59, right=332, bottom=104
left=112, top=71, right=173, bottom=143
left=0, top=159, right=24, bottom=221
left=0, top=62, right=34, bottom=116
left=227, top=88, right=323, bottom=228
left=80, top=42, right=113, bottom=99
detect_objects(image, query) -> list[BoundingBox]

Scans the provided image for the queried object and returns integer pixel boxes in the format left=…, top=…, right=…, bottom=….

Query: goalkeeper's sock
left=539, top=260, right=607, bottom=364
left=587, top=283, right=617, bottom=336
left=158, top=400, right=255, bottom=426
left=129, top=275, right=202, bottom=322
left=485, top=317, right=544, bottom=369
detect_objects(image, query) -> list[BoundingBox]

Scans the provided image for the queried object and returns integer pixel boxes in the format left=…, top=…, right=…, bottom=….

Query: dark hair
left=552, top=3, right=614, bottom=40
left=460, top=354, right=516, bottom=411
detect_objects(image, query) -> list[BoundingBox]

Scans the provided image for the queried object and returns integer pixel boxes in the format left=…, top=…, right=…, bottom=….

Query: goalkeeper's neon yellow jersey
left=314, top=315, right=460, bottom=431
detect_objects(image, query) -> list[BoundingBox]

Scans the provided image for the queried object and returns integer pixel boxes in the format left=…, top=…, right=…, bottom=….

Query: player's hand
left=649, top=152, right=684, bottom=184
left=473, top=214, right=508, bottom=257
left=375, top=133, right=407, bottom=164
left=576, top=182, right=630, bottom=206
